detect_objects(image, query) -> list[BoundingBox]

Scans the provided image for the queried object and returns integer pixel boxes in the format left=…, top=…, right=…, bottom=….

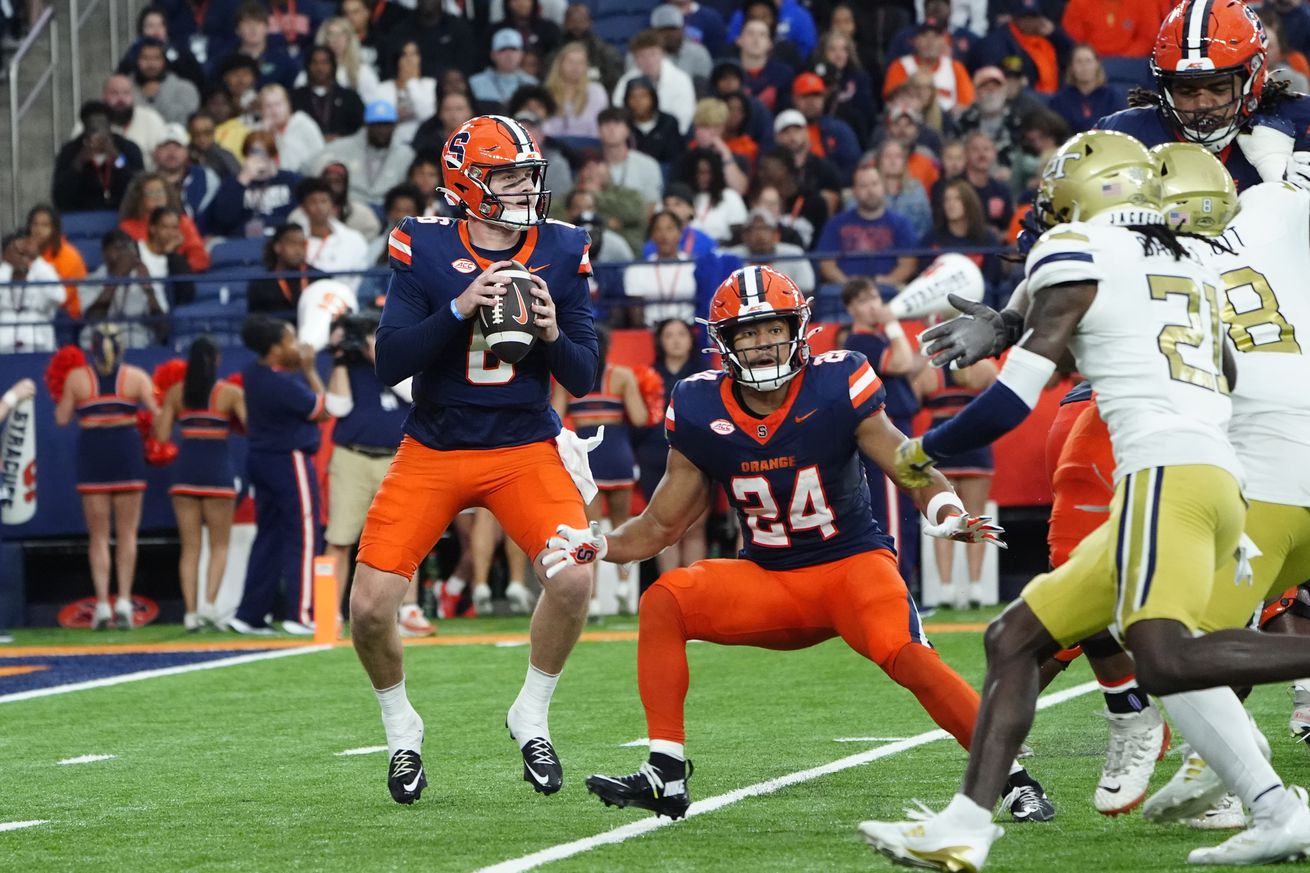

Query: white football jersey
left=1025, top=221, right=1241, bottom=484
left=1202, top=182, right=1310, bottom=505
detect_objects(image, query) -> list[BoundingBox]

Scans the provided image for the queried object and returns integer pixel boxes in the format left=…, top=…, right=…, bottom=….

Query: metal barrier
left=6, top=5, right=58, bottom=229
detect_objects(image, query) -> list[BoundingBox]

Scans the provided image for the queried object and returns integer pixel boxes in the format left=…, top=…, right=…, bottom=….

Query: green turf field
left=0, top=613, right=1304, bottom=872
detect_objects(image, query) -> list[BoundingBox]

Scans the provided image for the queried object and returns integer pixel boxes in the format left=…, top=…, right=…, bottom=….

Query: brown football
left=477, top=259, right=539, bottom=364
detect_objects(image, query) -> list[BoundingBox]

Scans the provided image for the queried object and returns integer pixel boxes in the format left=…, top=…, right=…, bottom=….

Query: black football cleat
left=518, top=736, right=564, bottom=795
left=1001, top=778, right=1055, bottom=823
left=387, top=749, right=427, bottom=805
left=586, top=759, right=694, bottom=819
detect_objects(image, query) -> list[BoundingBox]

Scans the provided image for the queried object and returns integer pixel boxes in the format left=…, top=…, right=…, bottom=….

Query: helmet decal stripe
left=487, top=113, right=534, bottom=154
left=740, top=265, right=764, bottom=308
left=1184, top=0, right=1214, bottom=61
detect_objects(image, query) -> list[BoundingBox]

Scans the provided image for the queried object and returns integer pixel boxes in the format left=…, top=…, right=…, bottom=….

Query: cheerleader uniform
left=170, top=384, right=238, bottom=498
left=75, top=365, right=146, bottom=494
left=566, top=365, right=635, bottom=490
left=923, top=368, right=995, bottom=477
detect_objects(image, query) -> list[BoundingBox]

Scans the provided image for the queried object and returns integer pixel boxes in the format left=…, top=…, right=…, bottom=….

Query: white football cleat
left=1187, top=786, right=1310, bottom=865
left=91, top=600, right=113, bottom=631
left=1290, top=681, right=1310, bottom=741
left=398, top=604, right=436, bottom=638
left=504, top=580, right=533, bottom=615
left=1144, top=745, right=1227, bottom=823
left=1095, top=707, right=1170, bottom=815
left=1188, top=794, right=1246, bottom=830
left=471, top=583, right=493, bottom=616
left=858, top=806, right=1004, bottom=873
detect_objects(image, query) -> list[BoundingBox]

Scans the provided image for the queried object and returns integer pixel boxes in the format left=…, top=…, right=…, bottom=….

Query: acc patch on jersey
left=452, top=258, right=477, bottom=273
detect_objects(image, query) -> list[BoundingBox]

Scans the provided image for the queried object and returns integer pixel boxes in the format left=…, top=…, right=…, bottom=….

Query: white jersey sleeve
left=1024, top=224, right=1108, bottom=292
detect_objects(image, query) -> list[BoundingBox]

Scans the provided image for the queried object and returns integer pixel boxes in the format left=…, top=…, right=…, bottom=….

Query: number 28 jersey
left=1025, top=222, right=1241, bottom=485
left=665, top=351, right=896, bottom=571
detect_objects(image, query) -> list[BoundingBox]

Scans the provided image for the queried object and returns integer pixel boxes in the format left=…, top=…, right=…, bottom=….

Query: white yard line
left=58, top=754, right=117, bottom=765
left=0, top=645, right=331, bottom=704
left=619, top=738, right=650, bottom=748
left=336, top=746, right=387, bottom=757
left=0, top=820, right=49, bottom=832
left=833, top=737, right=911, bottom=743
left=475, top=680, right=1100, bottom=873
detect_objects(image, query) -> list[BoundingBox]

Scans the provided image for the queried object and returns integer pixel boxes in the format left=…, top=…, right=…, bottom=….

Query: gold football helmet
left=1151, top=142, right=1239, bottom=236
left=1035, top=130, right=1163, bottom=228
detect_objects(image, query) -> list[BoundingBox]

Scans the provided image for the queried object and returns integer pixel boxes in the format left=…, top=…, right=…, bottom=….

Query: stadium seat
left=171, top=300, right=248, bottom=349
left=195, top=265, right=262, bottom=303
left=209, top=237, right=267, bottom=269
left=60, top=210, right=120, bottom=242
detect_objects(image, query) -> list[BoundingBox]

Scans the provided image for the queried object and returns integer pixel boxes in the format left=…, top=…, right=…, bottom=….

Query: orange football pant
left=357, top=436, right=587, bottom=580
left=637, top=549, right=981, bottom=748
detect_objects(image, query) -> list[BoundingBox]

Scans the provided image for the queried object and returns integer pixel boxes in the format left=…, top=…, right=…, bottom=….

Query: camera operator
left=323, top=314, right=433, bottom=637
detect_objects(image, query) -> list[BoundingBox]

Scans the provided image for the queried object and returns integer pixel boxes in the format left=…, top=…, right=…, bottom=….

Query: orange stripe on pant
left=636, top=549, right=980, bottom=747
left=356, top=435, right=588, bottom=580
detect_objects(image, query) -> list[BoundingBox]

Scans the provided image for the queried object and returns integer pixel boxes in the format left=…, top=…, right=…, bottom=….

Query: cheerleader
left=54, top=325, right=157, bottom=629
left=154, top=338, right=246, bottom=631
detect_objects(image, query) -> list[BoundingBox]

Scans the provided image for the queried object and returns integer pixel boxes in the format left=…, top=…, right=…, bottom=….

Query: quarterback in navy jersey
left=543, top=266, right=1052, bottom=823
left=347, top=114, right=600, bottom=807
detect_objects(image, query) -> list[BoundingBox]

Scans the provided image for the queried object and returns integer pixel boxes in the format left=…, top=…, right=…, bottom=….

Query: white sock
left=445, top=577, right=466, bottom=595
left=1160, top=688, right=1285, bottom=820
left=941, top=793, right=993, bottom=829
left=649, top=739, right=685, bottom=761
left=374, top=677, right=423, bottom=756
left=507, top=663, right=559, bottom=746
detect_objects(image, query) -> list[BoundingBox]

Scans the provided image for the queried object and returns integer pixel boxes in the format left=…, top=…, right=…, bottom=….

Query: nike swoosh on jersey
left=794, top=410, right=817, bottom=423
left=529, top=264, right=551, bottom=272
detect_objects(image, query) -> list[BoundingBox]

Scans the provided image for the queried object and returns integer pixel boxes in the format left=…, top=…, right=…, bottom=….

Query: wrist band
left=926, top=490, right=965, bottom=524
left=883, top=320, right=905, bottom=341
left=2, top=391, right=15, bottom=408
left=450, top=299, right=466, bottom=321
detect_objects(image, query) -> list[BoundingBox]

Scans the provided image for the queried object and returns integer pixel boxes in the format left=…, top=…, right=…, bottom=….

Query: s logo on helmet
left=446, top=130, right=470, bottom=169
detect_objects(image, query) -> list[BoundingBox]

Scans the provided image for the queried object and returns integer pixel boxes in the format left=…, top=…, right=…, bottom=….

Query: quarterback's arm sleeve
left=921, top=347, right=1056, bottom=458
left=546, top=273, right=600, bottom=397
left=374, top=268, right=463, bottom=386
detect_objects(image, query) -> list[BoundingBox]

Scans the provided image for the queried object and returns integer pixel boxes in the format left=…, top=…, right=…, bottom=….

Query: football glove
left=923, top=512, right=1007, bottom=548
left=1236, top=120, right=1295, bottom=183
left=1287, top=151, right=1310, bottom=193
left=918, top=295, right=1019, bottom=369
left=894, top=438, right=938, bottom=489
left=542, top=521, right=608, bottom=579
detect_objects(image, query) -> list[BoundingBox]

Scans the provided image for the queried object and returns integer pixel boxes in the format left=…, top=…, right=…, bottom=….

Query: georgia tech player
left=859, top=131, right=1310, bottom=871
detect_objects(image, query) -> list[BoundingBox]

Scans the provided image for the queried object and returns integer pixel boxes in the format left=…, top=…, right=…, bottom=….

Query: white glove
left=542, top=521, right=608, bottom=579
left=1234, top=532, right=1263, bottom=587
left=1287, top=151, right=1310, bottom=193
left=1236, top=124, right=1295, bottom=183
left=923, top=512, right=1008, bottom=548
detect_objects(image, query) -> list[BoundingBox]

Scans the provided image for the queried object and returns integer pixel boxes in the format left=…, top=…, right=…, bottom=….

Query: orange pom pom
left=222, top=372, right=244, bottom=389
left=633, top=365, right=666, bottom=427
left=43, top=346, right=87, bottom=403
left=152, top=359, right=187, bottom=405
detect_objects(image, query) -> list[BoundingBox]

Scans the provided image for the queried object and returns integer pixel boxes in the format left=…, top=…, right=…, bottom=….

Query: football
left=477, top=259, right=539, bottom=364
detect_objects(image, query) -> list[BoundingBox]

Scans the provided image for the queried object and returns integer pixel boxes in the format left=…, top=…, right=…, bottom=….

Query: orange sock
left=637, top=584, right=690, bottom=745
left=886, top=643, right=982, bottom=750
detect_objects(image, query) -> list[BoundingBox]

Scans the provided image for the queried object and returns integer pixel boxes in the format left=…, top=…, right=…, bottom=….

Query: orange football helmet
left=1151, top=0, right=1267, bottom=149
left=439, top=115, right=551, bottom=228
left=705, top=265, right=812, bottom=391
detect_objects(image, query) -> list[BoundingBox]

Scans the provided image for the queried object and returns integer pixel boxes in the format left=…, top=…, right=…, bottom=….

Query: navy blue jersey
left=242, top=362, right=323, bottom=453
left=1097, top=98, right=1310, bottom=190
left=1060, top=379, right=1094, bottom=406
left=844, top=327, right=919, bottom=422
left=332, top=363, right=408, bottom=450
left=666, top=350, right=896, bottom=571
left=376, top=216, right=598, bottom=450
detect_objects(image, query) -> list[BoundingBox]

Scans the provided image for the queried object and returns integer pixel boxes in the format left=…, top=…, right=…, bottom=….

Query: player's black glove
left=918, top=295, right=1024, bottom=369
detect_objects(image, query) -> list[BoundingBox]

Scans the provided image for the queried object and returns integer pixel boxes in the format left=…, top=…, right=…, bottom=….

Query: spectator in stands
left=721, top=92, right=762, bottom=171
left=82, top=230, right=170, bottom=347
left=341, top=0, right=381, bottom=72
left=614, top=29, right=696, bottom=134
left=257, top=83, right=326, bottom=174
left=411, top=88, right=474, bottom=153
left=564, top=189, right=634, bottom=264
left=883, top=16, right=975, bottom=114
left=644, top=182, right=716, bottom=259
left=624, top=210, right=700, bottom=326
left=955, top=65, right=1029, bottom=171
left=375, top=39, right=437, bottom=148
left=922, top=177, right=1005, bottom=289
left=938, top=137, right=966, bottom=181
left=749, top=184, right=803, bottom=248
left=874, top=139, right=932, bottom=241
left=98, top=73, right=169, bottom=170
left=973, top=0, right=1073, bottom=96
left=165, top=0, right=240, bottom=69
left=1262, top=10, right=1310, bottom=91
left=813, top=28, right=877, bottom=144
left=202, top=90, right=251, bottom=159
left=508, top=105, right=574, bottom=200
left=559, top=3, right=623, bottom=93
left=734, top=18, right=794, bottom=114
left=311, top=100, right=414, bottom=206
left=471, top=29, right=539, bottom=109
left=118, top=172, right=210, bottom=273
left=597, top=107, right=664, bottom=208
left=647, top=4, right=712, bottom=84
left=816, top=165, right=918, bottom=290
left=232, top=314, right=329, bottom=635
left=129, top=37, right=201, bottom=126
left=25, top=205, right=86, bottom=317
left=305, top=16, right=380, bottom=102
left=725, top=208, right=815, bottom=293
left=667, top=0, right=728, bottom=58
left=404, top=150, right=444, bottom=217
left=153, top=123, right=221, bottom=224
left=503, top=0, right=563, bottom=61
left=135, top=205, right=196, bottom=310
left=825, top=2, right=881, bottom=80
left=878, top=101, right=943, bottom=193
left=689, top=98, right=751, bottom=194
left=266, top=0, right=328, bottom=58
left=383, top=0, right=476, bottom=80
left=52, top=102, right=144, bottom=212
left=1042, top=44, right=1126, bottom=134
left=1060, top=0, right=1168, bottom=63
left=1012, top=108, right=1070, bottom=192
left=54, top=325, right=157, bottom=631
left=753, top=147, right=829, bottom=248
left=366, top=184, right=424, bottom=265
left=247, top=223, right=321, bottom=317
left=957, top=130, right=1014, bottom=231
left=324, top=313, right=434, bottom=637
left=622, top=77, right=683, bottom=168
left=124, top=6, right=206, bottom=92
left=901, top=69, right=960, bottom=139
left=772, top=108, right=844, bottom=216
left=0, top=232, right=64, bottom=353
left=542, top=41, right=609, bottom=139
left=294, top=178, right=369, bottom=287
left=186, top=109, right=241, bottom=180
left=728, top=0, right=817, bottom=60
left=569, top=155, right=648, bottom=255
left=223, top=1, right=299, bottom=89
left=289, top=161, right=381, bottom=239
left=791, top=71, right=861, bottom=182
left=678, top=147, right=748, bottom=244
left=207, top=130, right=302, bottom=237
left=216, top=53, right=262, bottom=117
left=886, top=0, right=979, bottom=67
left=292, top=46, right=366, bottom=142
